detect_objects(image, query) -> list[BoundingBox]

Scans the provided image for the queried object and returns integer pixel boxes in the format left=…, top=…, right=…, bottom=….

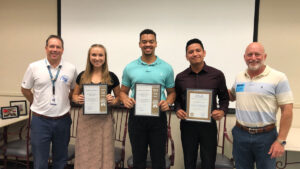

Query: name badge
left=236, top=83, right=245, bottom=92
left=50, top=96, right=57, bottom=105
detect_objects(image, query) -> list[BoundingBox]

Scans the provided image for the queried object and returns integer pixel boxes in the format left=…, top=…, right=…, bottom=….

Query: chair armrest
left=121, top=109, right=129, bottom=160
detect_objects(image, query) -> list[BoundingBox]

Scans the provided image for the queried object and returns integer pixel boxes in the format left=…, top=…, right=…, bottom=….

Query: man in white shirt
left=21, top=35, right=77, bottom=169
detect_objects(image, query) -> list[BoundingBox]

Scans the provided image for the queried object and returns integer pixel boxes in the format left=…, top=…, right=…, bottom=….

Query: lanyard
left=46, top=60, right=62, bottom=96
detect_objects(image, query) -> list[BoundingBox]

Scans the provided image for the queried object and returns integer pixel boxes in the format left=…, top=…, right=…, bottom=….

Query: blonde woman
left=72, top=44, right=120, bottom=169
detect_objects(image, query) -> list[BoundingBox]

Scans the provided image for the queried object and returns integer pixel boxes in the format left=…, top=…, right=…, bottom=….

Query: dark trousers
left=31, top=114, right=72, bottom=169
left=180, top=120, right=217, bottom=169
left=128, top=110, right=167, bottom=169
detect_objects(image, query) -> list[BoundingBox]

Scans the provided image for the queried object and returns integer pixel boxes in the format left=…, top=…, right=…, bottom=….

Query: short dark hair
left=46, top=35, right=64, bottom=48
left=186, top=38, right=204, bottom=53
left=140, top=29, right=156, bottom=40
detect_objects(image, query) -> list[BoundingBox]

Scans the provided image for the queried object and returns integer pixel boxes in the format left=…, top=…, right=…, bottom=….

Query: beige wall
left=259, top=0, right=300, bottom=105
left=259, top=0, right=300, bottom=129
left=0, top=0, right=57, bottom=97
left=1, top=0, right=300, bottom=169
left=0, top=0, right=57, bottom=111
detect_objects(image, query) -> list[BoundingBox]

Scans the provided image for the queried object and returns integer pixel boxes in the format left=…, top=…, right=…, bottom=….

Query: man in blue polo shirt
left=120, top=29, right=176, bottom=169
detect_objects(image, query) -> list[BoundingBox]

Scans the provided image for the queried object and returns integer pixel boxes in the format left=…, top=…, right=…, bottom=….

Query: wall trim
left=0, top=92, right=24, bottom=97
left=294, top=104, right=300, bottom=109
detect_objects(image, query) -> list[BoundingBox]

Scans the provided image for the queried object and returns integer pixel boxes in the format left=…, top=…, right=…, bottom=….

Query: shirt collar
left=45, top=58, right=63, bottom=68
left=187, top=62, right=208, bottom=74
left=244, top=65, right=271, bottom=79
left=138, top=56, right=161, bottom=66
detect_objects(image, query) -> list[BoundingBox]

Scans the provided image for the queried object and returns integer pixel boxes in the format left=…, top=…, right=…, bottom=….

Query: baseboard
left=0, top=159, right=74, bottom=169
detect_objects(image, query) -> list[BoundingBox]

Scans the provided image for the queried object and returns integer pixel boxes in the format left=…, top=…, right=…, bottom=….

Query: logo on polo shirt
left=60, top=75, right=69, bottom=83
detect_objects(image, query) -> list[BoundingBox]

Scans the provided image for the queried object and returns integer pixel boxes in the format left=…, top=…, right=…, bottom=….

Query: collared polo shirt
left=22, top=58, right=77, bottom=117
left=122, top=56, right=174, bottom=100
left=231, top=65, right=294, bottom=127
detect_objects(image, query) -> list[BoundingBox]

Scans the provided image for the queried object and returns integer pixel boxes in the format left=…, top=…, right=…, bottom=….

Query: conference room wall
left=0, top=0, right=57, bottom=104
left=258, top=0, right=300, bottom=129
left=1, top=0, right=298, bottom=118
left=0, top=0, right=299, bottom=169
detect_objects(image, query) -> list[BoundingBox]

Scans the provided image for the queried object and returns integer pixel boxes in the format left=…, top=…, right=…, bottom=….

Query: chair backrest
left=69, top=106, right=80, bottom=140
left=111, top=105, right=129, bottom=169
left=166, top=110, right=175, bottom=166
left=0, top=130, right=3, bottom=144
left=69, top=104, right=81, bottom=159
left=25, top=110, right=31, bottom=156
left=112, top=105, right=129, bottom=150
left=2, top=109, right=32, bottom=169
left=216, top=114, right=233, bottom=155
left=5, top=109, right=31, bottom=146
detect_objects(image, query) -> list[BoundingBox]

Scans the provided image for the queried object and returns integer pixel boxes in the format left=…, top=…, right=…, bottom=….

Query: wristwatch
left=277, top=139, right=287, bottom=146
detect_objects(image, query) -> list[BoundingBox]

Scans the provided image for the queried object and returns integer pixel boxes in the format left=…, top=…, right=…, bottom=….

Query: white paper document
left=189, top=93, right=209, bottom=118
left=135, top=85, right=153, bottom=116
left=84, top=85, right=100, bottom=114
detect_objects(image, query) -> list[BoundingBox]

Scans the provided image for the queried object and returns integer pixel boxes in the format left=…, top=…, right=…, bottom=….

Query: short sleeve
left=276, top=74, right=294, bottom=105
left=109, top=72, right=120, bottom=88
left=165, top=66, right=175, bottom=89
left=21, top=65, right=34, bottom=89
left=174, top=74, right=183, bottom=111
left=121, top=66, right=131, bottom=87
left=70, top=69, right=78, bottom=89
left=76, top=71, right=84, bottom=85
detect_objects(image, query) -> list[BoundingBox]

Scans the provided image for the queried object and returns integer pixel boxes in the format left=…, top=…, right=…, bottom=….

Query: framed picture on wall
left=1, top=106, right=19, bottom=119
left=10, top=100, right=27, bottom=116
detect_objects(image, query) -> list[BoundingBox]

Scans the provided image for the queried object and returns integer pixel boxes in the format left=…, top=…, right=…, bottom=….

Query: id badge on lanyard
left=46, top=60, right=62, bottom=106
left=50, top=95, right=57, bottom=105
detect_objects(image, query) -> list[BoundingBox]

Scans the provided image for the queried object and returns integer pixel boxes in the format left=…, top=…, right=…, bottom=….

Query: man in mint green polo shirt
left=120, top=29, right=176, bottom=169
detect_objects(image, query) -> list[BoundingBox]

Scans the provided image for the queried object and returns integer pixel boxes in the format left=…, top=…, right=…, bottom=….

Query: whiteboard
left=61, top=0, right=256, bottom=107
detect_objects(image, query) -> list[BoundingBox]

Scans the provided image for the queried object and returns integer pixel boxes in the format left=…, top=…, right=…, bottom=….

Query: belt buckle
left=248, top=128, right=258, bottom=134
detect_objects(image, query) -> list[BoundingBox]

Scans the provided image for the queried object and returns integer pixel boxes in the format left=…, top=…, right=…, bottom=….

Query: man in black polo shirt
left=175, top=38, right=229, bottom=169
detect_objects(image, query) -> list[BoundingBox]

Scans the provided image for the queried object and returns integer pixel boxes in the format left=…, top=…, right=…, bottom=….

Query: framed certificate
left=134, top=83, right=161, bottom=117
left=186, top=89, right=212, bottom=122
left=83, top=84, right=108, bottom=115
